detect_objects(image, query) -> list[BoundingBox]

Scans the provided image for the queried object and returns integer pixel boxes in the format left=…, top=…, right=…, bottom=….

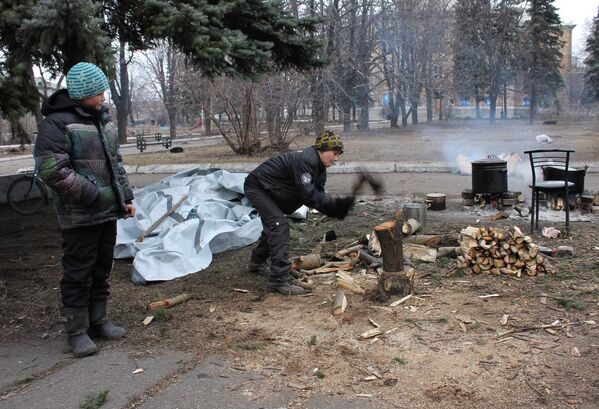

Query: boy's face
left=318, top=149, right=342, bottom=167
left=80, top=92, right=106, bottom=111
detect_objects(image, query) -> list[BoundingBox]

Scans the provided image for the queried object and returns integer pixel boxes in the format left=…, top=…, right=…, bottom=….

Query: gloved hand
left=331, top=195, right=355, bottom=220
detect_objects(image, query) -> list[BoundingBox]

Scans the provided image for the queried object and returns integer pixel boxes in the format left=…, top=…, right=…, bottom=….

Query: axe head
left=352, top=169, right=384, bottom=196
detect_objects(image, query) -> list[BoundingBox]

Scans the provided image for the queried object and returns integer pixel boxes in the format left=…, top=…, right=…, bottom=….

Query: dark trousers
left=244, top=179, right=291, bottom=283
left=61, top=220, right=117, bottom=309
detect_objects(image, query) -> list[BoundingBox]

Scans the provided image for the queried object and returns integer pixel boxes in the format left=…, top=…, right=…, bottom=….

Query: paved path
left=0, top=341, right=386, bottom=409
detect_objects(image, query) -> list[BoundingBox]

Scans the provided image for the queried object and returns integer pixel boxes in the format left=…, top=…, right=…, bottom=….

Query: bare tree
left=141, top=40, right=185, bottom=139
left=258, top=72, right=310, bottom=151
left=208, top=78, right=262, bottom=155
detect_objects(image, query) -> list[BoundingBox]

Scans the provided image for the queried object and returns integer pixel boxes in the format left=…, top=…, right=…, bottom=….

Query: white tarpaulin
left=114, top=168, right=263, bottom=284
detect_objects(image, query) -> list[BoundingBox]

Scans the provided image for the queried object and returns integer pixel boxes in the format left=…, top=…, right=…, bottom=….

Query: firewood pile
left=288, top=229, right=462, bottom=293
left=456, top=225, right=553, bottom=277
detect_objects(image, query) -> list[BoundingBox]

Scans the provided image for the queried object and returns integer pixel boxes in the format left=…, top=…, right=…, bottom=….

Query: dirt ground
left=1, top=120, right=599, bottom=408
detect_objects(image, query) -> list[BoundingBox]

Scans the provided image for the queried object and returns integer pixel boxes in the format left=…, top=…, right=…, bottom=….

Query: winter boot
left=89, top=301, right=127, bottom=340
left=248, top=261, right=271, bottom=276
left=266, top=281, right=306, bottom=296
left=62, top=308, right=98, bottom=358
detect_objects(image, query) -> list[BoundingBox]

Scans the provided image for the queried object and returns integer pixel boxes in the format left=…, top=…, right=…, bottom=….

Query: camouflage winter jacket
left=34, top=89, right=134, bottom=229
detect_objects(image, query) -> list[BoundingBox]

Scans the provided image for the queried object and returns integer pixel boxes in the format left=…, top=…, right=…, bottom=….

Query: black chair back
left=523, top=149, right=575, bottom=234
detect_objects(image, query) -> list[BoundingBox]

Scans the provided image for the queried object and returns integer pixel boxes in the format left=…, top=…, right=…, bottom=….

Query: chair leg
left=535, top=191, right=540, bottom=231
left=530, top=189, right=535, bottom=234
left=565, top=192, right=570, bottom=234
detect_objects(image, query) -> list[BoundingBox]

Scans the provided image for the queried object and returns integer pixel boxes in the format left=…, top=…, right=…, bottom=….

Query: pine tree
left=521, top=0, right=563, bottom=123
left=1, top=0, right=323, bottom=137
left=142, top=0, right=323, bottom=77
left=582, top=6, right=599, bottom=105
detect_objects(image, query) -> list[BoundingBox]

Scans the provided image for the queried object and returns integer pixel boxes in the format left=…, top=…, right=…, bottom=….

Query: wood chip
left=368, top=318, right=380, bottom=328
left=132, top=368, right=144, bottom=374
left=389, top=293, right=413, bottom=307
left=479, top=294, right=500, bottom=299
left=232, top=288, right=249, bottom=293
left=360, top=328, right=384, bottom=339
left=356, top=393, right=374, bottom=398
left=142, top=316, right=154, bottom=326
left=571, top=346, right=581, bottom=357
left=500, top=314, right=509, bottom=326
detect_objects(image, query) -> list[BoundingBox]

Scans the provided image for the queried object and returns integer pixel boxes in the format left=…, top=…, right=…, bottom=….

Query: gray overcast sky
left=555, top=0, right=599, bottom=54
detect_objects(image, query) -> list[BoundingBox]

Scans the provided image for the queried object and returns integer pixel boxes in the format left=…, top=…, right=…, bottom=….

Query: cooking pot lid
left=427, top=192, right=446, bottom=198
left=471, top=159, right=507, bottom=165
left=546, top=165, right=581, bottom=171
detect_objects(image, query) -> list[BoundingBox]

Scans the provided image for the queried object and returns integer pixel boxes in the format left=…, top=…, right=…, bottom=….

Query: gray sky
left=555, top=0, right=599, bottom=54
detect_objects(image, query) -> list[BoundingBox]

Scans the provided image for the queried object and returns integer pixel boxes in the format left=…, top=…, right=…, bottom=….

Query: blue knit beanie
left=66, top=62, right=109, bottom=100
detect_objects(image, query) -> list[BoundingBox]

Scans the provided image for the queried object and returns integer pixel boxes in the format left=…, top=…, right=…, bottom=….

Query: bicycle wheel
left=7, top=176, right=47, bottom=215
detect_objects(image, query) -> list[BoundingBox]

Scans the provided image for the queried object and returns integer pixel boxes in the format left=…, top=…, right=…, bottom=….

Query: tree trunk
left=489, top=92, right=497, bottom=124
left=203, top=95, right=211, bottom=134
left=410, top=103, right=418, bottom=124
left=374, top=221, right=413, bottom=299
left=529, top=86, right=536, bottom=124
left=110, top=40, right=131, bottom=145
left=167, top=107, right=177, bottom=139
left=28, top=64, right=43, bottom=130
left=425, top=88, right=433, bottom=123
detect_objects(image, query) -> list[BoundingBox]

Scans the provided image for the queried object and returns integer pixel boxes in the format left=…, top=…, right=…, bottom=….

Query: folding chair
left=524, top=149, right=575, bottom=234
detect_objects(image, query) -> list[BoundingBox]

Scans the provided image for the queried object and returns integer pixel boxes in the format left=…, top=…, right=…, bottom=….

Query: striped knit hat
left=314, top=130, right=343, bottom=153
left=66, top=62, right=109, bottom=100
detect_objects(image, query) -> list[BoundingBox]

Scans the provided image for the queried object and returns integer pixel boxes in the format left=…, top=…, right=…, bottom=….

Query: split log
left=335, top=245, right=364, bottom=259
left=374, top=221, right=413, bottom=299
left=401, top=218, right=421, bottom=236
left=336, top=271, right=366, bottom=293
left=514, top=204, right=530, bottom=217
left=437, top=246, right=462, bottom=258
left=333, top=291, right=347, bottom=315
left=291, top=253, right=321, bottom=270
left=402, top=234, right=455, bottom=247
left=403, top=243, right=437, bottom=263
left=357, top=250, right=382, bottom=265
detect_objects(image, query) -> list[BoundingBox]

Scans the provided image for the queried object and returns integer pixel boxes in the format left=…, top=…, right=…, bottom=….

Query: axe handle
left=137, top=194, right=189, bottom=242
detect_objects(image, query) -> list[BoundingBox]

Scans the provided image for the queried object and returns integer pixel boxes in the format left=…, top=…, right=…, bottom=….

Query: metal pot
left=543, top=165, right=587, bottom=194
left=403, top=203, right=428, bottom=228
left=426, top=193, right=446, bottom=211
left=471, top=159, right=508, bottom=194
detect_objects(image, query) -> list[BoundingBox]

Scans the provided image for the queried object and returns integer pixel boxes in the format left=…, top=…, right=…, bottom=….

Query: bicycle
left=7, top=167, right=49, bottom=215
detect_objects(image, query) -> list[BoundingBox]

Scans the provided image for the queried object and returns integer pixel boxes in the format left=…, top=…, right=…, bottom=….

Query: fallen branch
left=147, top=293, right=191, bottom=310
left=497, top=321, right=578, bottom=337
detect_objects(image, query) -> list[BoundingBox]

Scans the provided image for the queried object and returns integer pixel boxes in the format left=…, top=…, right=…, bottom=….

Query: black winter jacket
left=247, top=146, right=352, bottom=217
left=34, top=89, right=134, bottom=229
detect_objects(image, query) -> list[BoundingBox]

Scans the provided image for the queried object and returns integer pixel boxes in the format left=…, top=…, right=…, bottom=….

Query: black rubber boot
left=266, top=281, right=306, bottom=296
left=62, top=308, right=98, bottom=358
left=89, top=301, right=127, bottom=340
left=248, top=261, right=271, bottom=276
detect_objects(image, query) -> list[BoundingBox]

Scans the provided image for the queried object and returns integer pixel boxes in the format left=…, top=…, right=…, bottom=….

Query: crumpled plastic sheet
left=115, top=168, right=264, bottom=284
left=542, top=226, right=561, bottom=238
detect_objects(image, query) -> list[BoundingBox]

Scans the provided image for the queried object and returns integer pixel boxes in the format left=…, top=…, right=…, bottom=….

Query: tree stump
left=374, top=220, right=413, bottom=299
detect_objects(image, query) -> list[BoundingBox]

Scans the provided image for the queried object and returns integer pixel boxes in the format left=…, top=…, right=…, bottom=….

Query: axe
left=351, top=169, right=384, bottom=197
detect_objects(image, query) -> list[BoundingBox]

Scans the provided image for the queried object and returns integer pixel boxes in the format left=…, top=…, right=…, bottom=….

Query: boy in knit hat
left=34, top=62, right=136, bottom=357
left=244, top=130, right=355, bottom=295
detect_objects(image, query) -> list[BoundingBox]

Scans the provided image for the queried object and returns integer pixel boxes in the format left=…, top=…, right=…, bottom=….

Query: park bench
left=135, top=132, right=172, bottom=152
